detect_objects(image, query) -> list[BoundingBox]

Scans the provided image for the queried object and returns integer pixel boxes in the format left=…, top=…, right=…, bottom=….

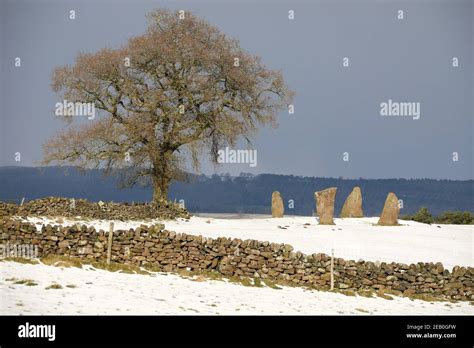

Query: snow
left=19, top=215, right=473, bottom=270
left=1, top=261, right=472, bottom=315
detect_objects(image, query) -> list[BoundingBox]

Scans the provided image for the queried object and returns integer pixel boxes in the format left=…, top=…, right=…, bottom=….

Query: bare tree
left=44, top=9, right=294, bottom=203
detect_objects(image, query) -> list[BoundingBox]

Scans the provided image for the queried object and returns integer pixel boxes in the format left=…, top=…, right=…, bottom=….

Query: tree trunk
left=151, top=150, right=172, bottom=204
left=152, top=175, right=169, bottom=204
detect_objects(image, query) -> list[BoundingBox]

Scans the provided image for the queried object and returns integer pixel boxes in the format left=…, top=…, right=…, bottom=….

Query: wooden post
left=330, top=248, right=334, bottom=290
left=107, top=222, right=114, bottom=265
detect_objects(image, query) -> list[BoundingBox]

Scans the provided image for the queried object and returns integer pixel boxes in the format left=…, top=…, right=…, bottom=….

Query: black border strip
left=0, top=315, right=472, bottom=346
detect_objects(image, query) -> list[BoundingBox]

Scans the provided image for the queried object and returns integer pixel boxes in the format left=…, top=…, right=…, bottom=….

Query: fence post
left=330, top=248, right=334, bottom=290
left=107, top=222, right=114, bottom=265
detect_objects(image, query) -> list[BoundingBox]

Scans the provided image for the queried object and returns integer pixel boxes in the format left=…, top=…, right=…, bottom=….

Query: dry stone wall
left=1, top=197, right=189, bottom=220
left=1, top=219, right=472, bottom=301
left=0, top=202, right=18, bottom=218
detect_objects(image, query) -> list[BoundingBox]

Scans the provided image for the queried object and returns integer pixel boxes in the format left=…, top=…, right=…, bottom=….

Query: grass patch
left=329, top=288, right=357, bottom=297
left=341, top=289, right=357, bottom=297
left=376, top=291, right=394, bottom=300
left=41, top=255, right=83, bottom=268
left=201, top=269, right=226, bottom=281
left=355, top=308, right=369, bottom=313
left=263, top=279, right=282, bottom=290
left=45, top=283, right=63, bottom=290
left=189, top=275, right=207, bottom=282
left=238, top=278, right=252, bottom=287
left=411, top=293, right=445, bottom=302
left=2, top=257, right=39, bottom=265
left=357, top=290, right=375, bottom=298
left=90, top=261, right=151, bottom=275
left=226, top=275, right=256, bottom=287
left=185, top=270, right=281, bottom=290
left=186, top=269, right=226, bottom=282
left=13, top=279, right=37, bottom=286
left=66, top=284, right=77, bottom=288
left=383, top=288, right=403, bottom=297
left=176, top=268, right=192, bottom=278
left=40, top=255, right=151, bottom=275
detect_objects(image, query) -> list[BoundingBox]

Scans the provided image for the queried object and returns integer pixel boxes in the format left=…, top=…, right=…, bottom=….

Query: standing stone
left=314, top=187, right=337, bottom=225
left=340, top=186, right=364, bottom=218
left=271, top=191, right=284, bottom=218
left=377, top=192, right=400, bottom=226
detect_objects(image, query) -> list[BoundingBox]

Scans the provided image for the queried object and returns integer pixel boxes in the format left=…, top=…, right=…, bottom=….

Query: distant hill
left=0, top=166, right=472, bottom=216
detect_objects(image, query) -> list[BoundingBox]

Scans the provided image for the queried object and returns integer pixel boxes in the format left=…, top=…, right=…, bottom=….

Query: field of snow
left=1, top=261, right=472, bottom=315
left=20, top=215, right=473, bottom=270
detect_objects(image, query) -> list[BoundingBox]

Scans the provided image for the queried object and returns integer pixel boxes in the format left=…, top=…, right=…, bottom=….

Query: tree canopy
left=44, top=9, right=294, bottom=202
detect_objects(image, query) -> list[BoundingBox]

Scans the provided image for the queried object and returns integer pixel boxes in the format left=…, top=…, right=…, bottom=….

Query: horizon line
left=1, top=165, right=473, bottom=182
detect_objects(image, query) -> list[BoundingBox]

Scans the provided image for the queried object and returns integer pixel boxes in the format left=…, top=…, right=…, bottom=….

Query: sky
left=0, top=0, right=472, bottom=179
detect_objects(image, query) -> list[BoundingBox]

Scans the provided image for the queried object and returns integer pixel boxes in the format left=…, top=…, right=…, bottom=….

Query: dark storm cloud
left=1, top=0, right=472, bottom=179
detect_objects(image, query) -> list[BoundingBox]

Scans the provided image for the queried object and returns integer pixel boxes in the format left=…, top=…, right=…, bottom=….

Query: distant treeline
left=0, top=166, right=472, bottom=216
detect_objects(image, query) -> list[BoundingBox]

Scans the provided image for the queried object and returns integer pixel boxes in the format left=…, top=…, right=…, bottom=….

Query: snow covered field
left=20, top=215, right=473, bottom=270
left=1, top=261, right=472, bottom=315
